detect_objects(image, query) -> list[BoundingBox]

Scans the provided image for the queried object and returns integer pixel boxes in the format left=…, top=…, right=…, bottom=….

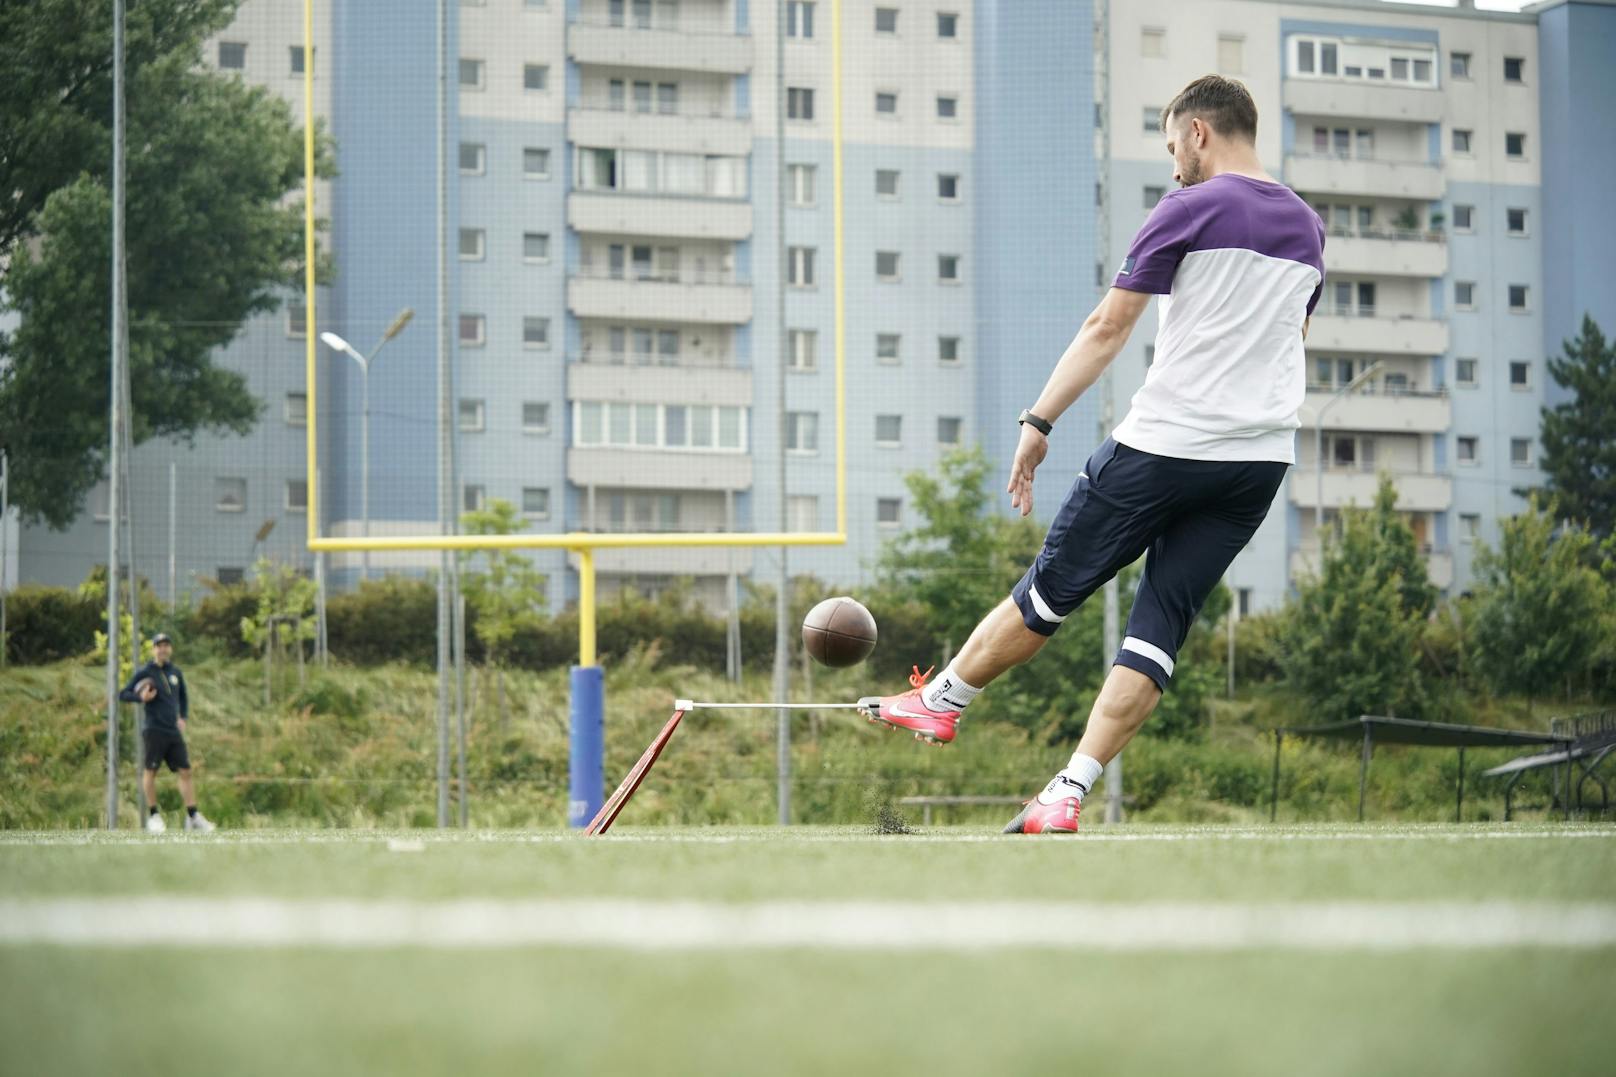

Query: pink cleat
left=1002, top=777, right=1084, bottom=833
left=857, top=666, right=959, bottom=746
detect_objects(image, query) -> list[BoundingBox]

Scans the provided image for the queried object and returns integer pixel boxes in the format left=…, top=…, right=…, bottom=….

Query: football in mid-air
left=801, top=596, right=878, bottom=668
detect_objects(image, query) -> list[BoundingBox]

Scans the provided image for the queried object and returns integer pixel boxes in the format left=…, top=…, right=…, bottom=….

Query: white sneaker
left=184, top=812, right=216, bottom=833
left=145, top=813, right=167, bottom=833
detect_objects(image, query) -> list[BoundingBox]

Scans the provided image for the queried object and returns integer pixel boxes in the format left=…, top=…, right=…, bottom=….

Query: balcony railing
left=1291, top=150, right=1440, bottom=169
left=1306, top=382, right=1449, bottom=399
left=570, top=14, right=749, bottom=37
left=572, top=103, right=743, bottom=121
left=1314, top=303, right=1437, bottom=322
left=572, top=264, right=747, bottom=286
left=1322, top=226, right=1445, bottom=244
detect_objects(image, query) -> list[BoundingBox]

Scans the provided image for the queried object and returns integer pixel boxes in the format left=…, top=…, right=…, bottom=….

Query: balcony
left=1285, top=79, right=1446, bottom=123
left=568, top=268, right=752, bottom=324
left=1291, top=544, right=1453, bottom=589
left=568, top=447, right=752, bottom=491
left=569, top=106, right=751, bottom=157
left=569, top=191, right=752, bottom=241
left=1303, top=386, right=1451, bottom=434
left=569, top=21, right=753, bottom=75
left=578, top=546, right=756, bottom=578
left=568, top=360, right=752, bottom=406
left=1324, top=230, right=1448, bottom=278
left=1290, top=469, right=1452, bottom=512
left=1308, top=308, right=1448, bottom=356
left=1285, top=153, right=1445, bottom=200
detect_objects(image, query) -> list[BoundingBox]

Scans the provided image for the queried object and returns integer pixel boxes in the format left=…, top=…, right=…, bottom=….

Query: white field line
left=1, top=826, right=1613, bottom=847
left=2, top=898, right=1614, bottom=951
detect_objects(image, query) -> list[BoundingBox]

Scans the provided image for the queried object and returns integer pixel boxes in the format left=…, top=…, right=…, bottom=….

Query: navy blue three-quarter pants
left=1010, top=437, right=1288, bottom=691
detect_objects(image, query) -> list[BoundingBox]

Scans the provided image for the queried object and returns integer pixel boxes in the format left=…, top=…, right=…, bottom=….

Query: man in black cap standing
left=119, top=633, right=215, bottom=833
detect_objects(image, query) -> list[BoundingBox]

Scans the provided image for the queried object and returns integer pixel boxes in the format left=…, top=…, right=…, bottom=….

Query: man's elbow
left=1084, top=310, right=1129, bottom=344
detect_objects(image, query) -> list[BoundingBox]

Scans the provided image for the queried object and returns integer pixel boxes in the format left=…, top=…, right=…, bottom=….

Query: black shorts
left=142, top=730, right=190, bottom=772
left=1011, top=437, right=1288, bottom=692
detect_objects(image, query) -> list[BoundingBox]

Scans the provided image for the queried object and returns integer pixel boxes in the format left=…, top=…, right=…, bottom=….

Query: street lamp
left=321, top=307, right=414, bottom=581
left=1313, top=359, right=1385, bottom=542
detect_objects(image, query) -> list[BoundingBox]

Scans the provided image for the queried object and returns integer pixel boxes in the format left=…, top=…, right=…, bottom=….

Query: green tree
left=459, top=500, right=548, bottom=727
left=1528, top=315, right=1616, bottom=535
left=0, top=0, right=332, bottom=528
left=239, top=559, right=317, bottom=703
left=1464, top=499, right=1608, bottom=713
left=1281, top=476, right=1436, bottom=724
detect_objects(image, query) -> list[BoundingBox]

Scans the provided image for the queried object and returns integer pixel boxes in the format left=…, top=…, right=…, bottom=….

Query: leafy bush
left=327, top=575, right=457, bottom=666
left=3, top=584, right=101, bottom=664
left=189, top=584, right=258, bottom=658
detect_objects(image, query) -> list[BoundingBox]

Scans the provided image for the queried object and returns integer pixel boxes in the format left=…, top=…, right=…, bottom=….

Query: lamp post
left=321, top=308, right=414, bottom=581
left=1313, top=359, right=1385, bottom=543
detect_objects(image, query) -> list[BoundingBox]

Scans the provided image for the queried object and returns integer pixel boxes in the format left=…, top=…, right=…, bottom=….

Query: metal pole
left=1, top=451, right=8, bottom=667
left=1095, top=0, right=1122, bottom=827
left=1226, top=605, right=1236, bottom=700
left=121, top=369, right=142, bottom=802
left=456, top=588, right=467, bottom=828
left=433, top=0, right=451, bottom=829
left=1358, top=723, right=1372, bottom=821
left=314, top=466, right=328, bottom=665
left=361, top=363, right=370, bottom=582
left=772, top=0, right=790, bottom=826
left=105, top=0, right=127, bottom=830
left=1269, top=730, right=1282, bottom=822
left=167, top=461, right=176, bottom=607
left=1456, top=746, right=1465, bottom=822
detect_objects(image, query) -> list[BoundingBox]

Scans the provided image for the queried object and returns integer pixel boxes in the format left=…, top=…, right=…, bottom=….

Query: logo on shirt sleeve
left=1118, top=256, right=1136, bottom=276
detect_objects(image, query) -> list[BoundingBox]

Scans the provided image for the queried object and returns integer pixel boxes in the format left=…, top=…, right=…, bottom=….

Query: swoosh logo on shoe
left=888, top=705, right=948, bottom=722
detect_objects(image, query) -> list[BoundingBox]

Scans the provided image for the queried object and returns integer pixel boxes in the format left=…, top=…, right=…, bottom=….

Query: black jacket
left=119, top=661, right=189, bottom=733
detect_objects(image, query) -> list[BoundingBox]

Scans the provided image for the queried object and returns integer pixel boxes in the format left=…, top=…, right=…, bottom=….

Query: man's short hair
left=1160, top=75, right=1258, bottom=142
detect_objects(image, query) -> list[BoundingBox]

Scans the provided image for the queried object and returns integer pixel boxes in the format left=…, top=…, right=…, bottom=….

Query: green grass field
left=2, top=825, right=1613, bottom=1077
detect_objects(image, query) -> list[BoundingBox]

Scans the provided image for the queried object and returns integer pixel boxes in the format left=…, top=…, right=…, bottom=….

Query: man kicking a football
left=859, top=75, right=1324, bottom=833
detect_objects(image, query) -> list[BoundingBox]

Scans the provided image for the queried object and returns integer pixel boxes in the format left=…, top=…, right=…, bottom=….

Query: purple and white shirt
left=1112, top=173, right=1324, bottom=464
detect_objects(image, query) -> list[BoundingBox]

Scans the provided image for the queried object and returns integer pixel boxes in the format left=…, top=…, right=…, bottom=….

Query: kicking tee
left=1111, top=172, right=1324, bottom=463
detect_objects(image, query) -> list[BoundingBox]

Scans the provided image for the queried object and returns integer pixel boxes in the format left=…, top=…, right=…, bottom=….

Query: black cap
left=152, top=632, right=172, bottom=645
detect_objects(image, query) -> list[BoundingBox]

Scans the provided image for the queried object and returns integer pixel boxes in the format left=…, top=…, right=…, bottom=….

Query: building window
left=1451, top=51, right=1471, bottom=79
left=459, top=59, right=485, bottom=90
left=875, top=90, right=898, bottom=116
left=876, top=333, right=901, bottom=363
left=216, top=567, right=245, bottom=586
left=788, top=164, right=816, bottom=206
left=936, top=95, right=959, bottom=120
left=1455, top=357, right=1478, bottom=387
left=1217, top=35, right=1244, bottom=74
left=788, top=329, right=817, bottom=371
left=877, top=497, right=902, bottom=528
left=458, top=399, right=486, bottom=432
left=1141, top=28, right=1165, bottom=57
left=1505, top=132, right=1527, bottom=160
left=1460, top=513, right=1481, bottom=542
left=463, top=485, right=485, bottom=513
left=459, top=228, right=485, bottom=261
left=788, top=246, right=816, bottom=287
left=522, top=402, right=551, bottom=434
left=523, top=64, right=548, bottom=92
left=523, top=232, right=551, bottom=262
left=1508, top=284, right=1529, bottom=312
left=1506, top=208, right=1528, bottom=236
left=875, top=7, right=898, bottom=34
left=937, top=417, right=962, bottom=446
left=522, top=487, right=551, bottom=520
left=285, top=480, right=308, bottom=513
left=1457, top=436, right=1479, bottom=465
left=286, top=303, right=307, bottom=337
left=656, top=82, right=678, bottom=114
left=875, top=251, right=900, bottom=281
left=218, top=42, right=246, bottom=70
left=937, top=254, right=960, bottom=282
left=1453, top=204, right=1474, bottom=232
left=787, top=495, right=819, bottom=532
left=875, top=414, right=902, bottom=447
left=289, top=46, right=311, bottom=75
left=459, top=314, right=486, bottom=346
left=1452, top=129, right=1473, bottom=155
left=787, top=87, right=815, bottom=121
left=1142, top=107, right=1161, bottom=135
left=284, top=393, right=307, bottom=426
left=786, top=0, right=815, bottom=38
left=1455, top=281, right=1476, bottom=310
left=215, top=477, right=247, bottom=513
left=1509, top=360, right=1531, bottom=389
left=937, top=12, right=958, bottom=39
left=524, top=147, right=551, bottom=179
left=938, top=336, right=960, bottom=365
left=875, top=169, right=900, bottom=198
left=1504, top=56, right=1525, bottom=83
left=785, top=411, right=819, bottom=453
left=459, top=142, right=486, bottom=175
left=1511, top=438, right=1534, bottom=468
left=1143, top=185, right=1164, bottom=209
left=522, top=316, right=550, bottom=349
left=937, top=173, right=960, bottom=201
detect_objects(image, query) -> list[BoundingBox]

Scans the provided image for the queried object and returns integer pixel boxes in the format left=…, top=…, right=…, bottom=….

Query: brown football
left=802, top=596, right=878, bottom=668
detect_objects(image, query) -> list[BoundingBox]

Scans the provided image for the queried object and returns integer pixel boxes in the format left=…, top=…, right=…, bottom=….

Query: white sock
left=1040, top=753, right=1105, bottom=804
left=921, top=664, right=981, bottom=713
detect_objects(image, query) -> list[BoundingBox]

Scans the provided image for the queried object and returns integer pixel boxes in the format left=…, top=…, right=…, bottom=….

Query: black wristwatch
left=1017, top=409, right=1053, bottom=436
